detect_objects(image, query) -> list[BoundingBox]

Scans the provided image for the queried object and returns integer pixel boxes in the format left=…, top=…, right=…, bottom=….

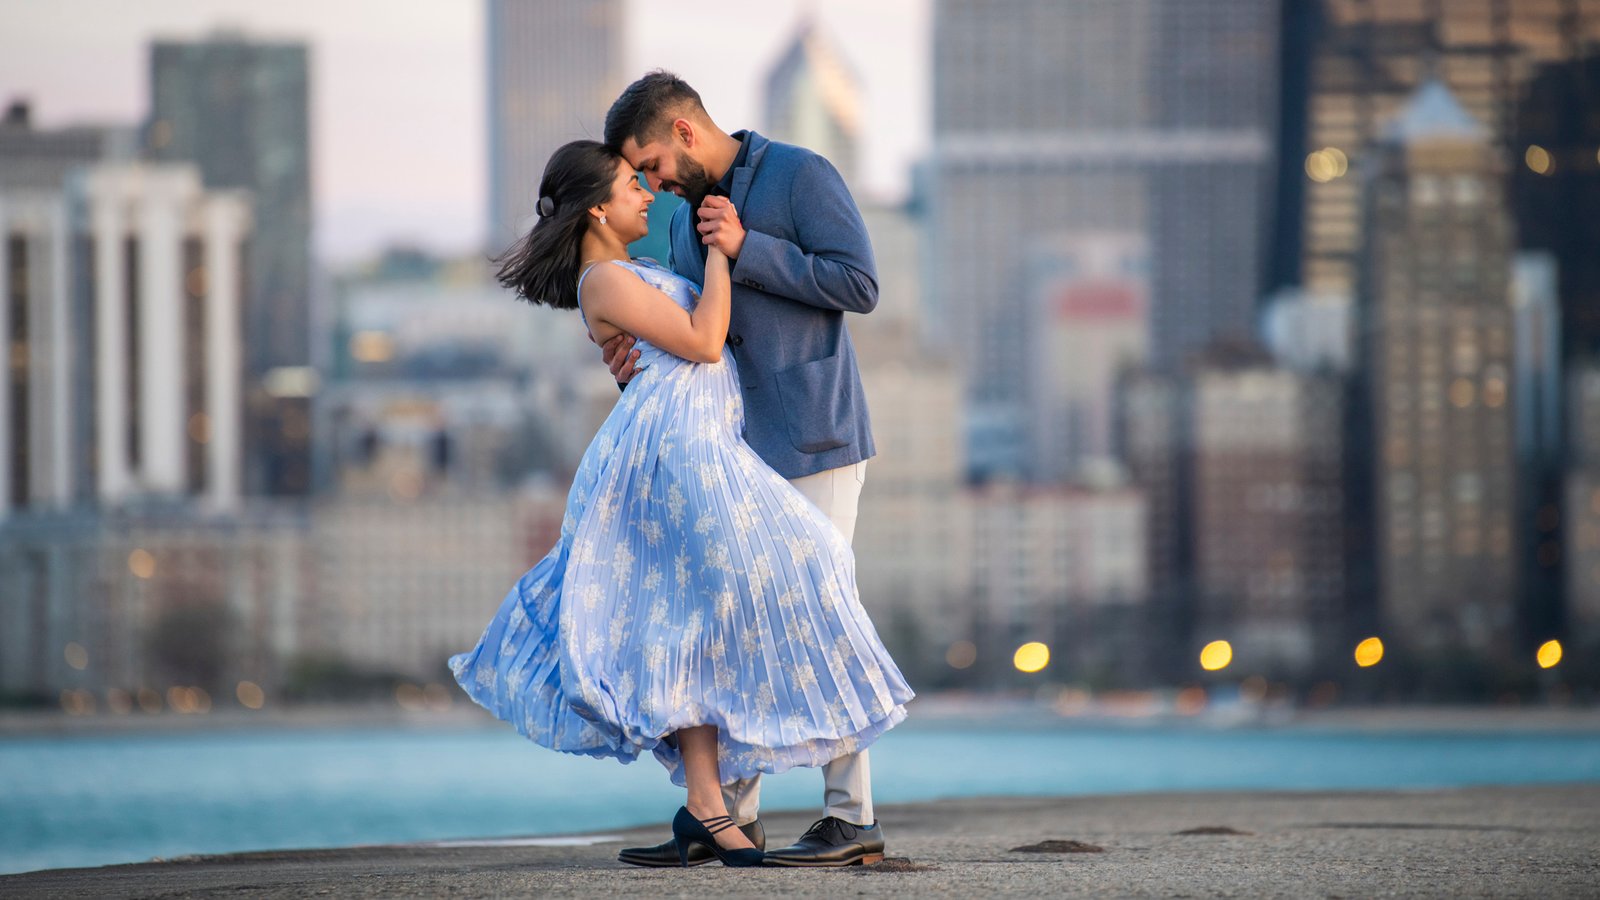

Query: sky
left=0, top=0, right=929, bottom=263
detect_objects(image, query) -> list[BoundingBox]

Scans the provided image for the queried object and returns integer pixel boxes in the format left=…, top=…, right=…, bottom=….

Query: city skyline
left=5, top=1, right=1598, bottom=706
left=0, top=0, right=929, bottom=263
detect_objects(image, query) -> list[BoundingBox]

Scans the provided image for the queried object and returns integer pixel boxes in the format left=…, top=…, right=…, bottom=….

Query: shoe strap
left=700, top=814, right=736, bottom=835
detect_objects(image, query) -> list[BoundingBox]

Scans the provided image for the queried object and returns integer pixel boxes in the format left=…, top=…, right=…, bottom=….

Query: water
left=4, top=717, right=1599, bottom=876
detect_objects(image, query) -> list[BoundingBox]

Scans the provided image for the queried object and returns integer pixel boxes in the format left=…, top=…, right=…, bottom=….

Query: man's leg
left=722, top=776, right=761, bottom=826
left=786, top=460, right=873, bottom=826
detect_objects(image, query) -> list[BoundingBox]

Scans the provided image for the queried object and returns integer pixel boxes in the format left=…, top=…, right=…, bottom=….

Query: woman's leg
left=678, top=725, right=755, bottom=851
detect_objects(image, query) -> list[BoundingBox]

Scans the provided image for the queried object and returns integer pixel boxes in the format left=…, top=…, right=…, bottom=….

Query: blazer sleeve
left=731, top=153, right=879, bottom=315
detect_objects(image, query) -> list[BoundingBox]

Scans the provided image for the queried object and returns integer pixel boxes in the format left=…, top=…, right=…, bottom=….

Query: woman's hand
left=697, top=196, right=745, bottom=259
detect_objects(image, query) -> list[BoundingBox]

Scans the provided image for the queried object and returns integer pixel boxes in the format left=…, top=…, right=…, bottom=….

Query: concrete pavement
left=5, top=784, right=1597, bottom=898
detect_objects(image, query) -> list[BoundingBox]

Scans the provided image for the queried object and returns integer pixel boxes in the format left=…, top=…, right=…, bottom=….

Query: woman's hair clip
left=537, top=195, right=556, bottom=218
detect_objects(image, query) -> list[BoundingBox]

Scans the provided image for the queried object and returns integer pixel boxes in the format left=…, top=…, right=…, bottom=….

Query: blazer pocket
left=774, top=355, right=852, bottom=454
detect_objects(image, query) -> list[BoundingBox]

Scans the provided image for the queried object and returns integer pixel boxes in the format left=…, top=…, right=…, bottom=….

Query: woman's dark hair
left=494, top=139, right=622, bottom=310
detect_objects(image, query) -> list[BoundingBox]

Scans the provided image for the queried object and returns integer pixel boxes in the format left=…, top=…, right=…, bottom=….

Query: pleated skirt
left=448, top=351, right=914, bottom=785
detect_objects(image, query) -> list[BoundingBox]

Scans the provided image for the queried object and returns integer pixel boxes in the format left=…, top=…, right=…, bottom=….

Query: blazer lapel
left=729, top=131, right=769, bottom=217
left=729, top=167, right=755, bottom=216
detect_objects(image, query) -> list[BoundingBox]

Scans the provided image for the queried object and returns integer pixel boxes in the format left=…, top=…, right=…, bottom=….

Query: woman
left=448, top=140, right=913, bottom=868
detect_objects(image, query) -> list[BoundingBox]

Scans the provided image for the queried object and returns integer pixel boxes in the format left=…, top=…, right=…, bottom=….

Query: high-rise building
left=1192, top=349, right=1346, bottom=674
left=929, top=0, right=1279, bottom=476
left=963, top=480, right=1148, bottom=684
left=1512, top=52, right=1600, bottom=366
left=1, top=104, right=131, bottom=517
left=1290, top=0, right=1600, bottom=302
left=486, top=0, right=624, bottom=253
left=1358, top=80, right=1518, bottom=657
left=149, top=32, right=314, bottom=496
left=762, top=15, right=863, bottom=186
left=1280, top=2, right=1600, bottom=661
left=1024, top=232, right=1148, bottom=484
left=1114, top=368, right=1191, bottom=678
left=1, top=160, right=252, bottom=521
left=1512, top=252, right=1564, bottom=644
left=1564, top=363, right=1600, bottom=646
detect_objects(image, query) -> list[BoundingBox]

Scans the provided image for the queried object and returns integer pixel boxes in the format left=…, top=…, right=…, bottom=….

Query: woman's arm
left=581, top=246, right=731, bottom=364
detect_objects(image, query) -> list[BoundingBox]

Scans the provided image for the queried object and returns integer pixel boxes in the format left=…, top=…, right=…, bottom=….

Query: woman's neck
left=580, top=231, right=628, bottom=265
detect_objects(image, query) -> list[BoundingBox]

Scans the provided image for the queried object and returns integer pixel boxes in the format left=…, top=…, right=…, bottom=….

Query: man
left=601, top=70, right=885, bottom=868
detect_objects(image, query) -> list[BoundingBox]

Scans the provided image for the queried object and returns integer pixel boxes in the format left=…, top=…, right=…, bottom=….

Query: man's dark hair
left=604, top=70, right=706, bottom=151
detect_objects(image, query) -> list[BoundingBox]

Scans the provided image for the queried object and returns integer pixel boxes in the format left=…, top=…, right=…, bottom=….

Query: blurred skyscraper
left=148, top=32, right=315, bottom=497
left=1565, top=363, right=1600, bottom=648
left=1024, top=233, right=1148, bottom=484
left=486, top=0, right=624, bottom=253
left=1285, top=0, right=1600, bottom=305
left=763, top=15, right=863, bottom=187
left=928, top=0, right=1279, bottom=479
left=1512, top=252, right=1564, bottom=644
left=1356, top=81, right=1518, bottom=658
left=963, top=480, right=1148, bottom=684
left=1279, top=2, right=1600, bottom=659
left=2, top=102, right=130, bottom=517
left=1114, top=370, right=1190, bottom=677
left=1191, top=344, right=1346, bottom=674
left=2, top=104, right=252, bottom=519
left=1, top=116, right=270, bottom=702
left=1511, top=51, right=1600, bottom=368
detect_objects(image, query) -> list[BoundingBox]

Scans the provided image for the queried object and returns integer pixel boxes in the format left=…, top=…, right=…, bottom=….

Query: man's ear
left=673, top=117, right=695, bottom=149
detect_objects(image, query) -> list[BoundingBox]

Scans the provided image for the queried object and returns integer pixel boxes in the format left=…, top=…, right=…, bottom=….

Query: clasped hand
left=597, top=196, right=741, bottom=383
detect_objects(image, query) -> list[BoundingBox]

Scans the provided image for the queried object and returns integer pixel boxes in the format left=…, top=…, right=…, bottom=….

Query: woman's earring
left=600, top=214, right=608, bottom=225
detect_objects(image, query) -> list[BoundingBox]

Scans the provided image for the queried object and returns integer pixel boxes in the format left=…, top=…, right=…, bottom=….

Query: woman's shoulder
left=583, top=258, right=686, bottom=301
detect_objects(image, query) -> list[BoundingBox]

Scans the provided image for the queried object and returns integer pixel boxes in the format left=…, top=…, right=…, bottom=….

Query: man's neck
left=704, top=130, right=744, bottom=184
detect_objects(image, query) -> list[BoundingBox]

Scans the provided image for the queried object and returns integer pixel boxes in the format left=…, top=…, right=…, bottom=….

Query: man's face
left=622, top=134, right=714, bottom=206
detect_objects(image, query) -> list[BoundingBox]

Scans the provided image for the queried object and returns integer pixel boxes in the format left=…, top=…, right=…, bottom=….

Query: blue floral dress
left=449, top=258, right=913, bottom=786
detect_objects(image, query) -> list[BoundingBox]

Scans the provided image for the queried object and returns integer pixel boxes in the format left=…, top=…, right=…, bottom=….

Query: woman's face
left=601, top=157, right=654, bottom=243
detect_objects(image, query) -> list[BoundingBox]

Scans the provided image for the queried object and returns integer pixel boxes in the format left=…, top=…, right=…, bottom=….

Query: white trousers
left=721, top=459, right=875, bottom=827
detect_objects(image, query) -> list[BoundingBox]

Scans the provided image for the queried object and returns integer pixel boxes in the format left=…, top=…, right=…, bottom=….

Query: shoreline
left=4, top=784, right=1596, bottom=897
left=5, top=695, right=1600, bottom=738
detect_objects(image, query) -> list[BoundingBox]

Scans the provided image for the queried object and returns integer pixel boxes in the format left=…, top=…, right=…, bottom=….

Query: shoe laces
left=801, top=816, right=856, bottom=841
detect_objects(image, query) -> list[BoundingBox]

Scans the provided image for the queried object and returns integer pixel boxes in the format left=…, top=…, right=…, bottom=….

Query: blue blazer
left=668, top=130, right=878, bottom=480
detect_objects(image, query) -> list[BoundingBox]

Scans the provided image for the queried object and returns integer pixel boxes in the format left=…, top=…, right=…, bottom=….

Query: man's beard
left=673, top=150, right=715, bottom=207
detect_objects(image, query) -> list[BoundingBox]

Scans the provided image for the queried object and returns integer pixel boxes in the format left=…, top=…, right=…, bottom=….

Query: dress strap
left=577, top=259, right=632, bottom=327
left=576, top=260, right=608, bottom=298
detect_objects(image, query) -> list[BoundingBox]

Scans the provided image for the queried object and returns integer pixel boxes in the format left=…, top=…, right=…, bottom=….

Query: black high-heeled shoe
left=672, top=806, right=766, bottom=868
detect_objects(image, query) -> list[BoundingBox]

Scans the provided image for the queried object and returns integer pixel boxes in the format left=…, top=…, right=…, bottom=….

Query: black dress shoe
left=762, top=816, right=885, bottom=867
left=617, top=818, right=764, bottom=867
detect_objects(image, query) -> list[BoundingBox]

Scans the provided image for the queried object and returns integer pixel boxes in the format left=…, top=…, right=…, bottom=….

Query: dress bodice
left=579, top=258, right=704, bottom=372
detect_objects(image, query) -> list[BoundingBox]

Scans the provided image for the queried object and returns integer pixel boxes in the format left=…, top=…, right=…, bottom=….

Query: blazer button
left=729, top=335, right=744, bottom=347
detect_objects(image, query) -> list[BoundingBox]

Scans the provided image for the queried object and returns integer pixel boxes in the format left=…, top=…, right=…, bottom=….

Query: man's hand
left=597, top=331, right=640, bottom=384
left=697, top=195, right=745, bottom=259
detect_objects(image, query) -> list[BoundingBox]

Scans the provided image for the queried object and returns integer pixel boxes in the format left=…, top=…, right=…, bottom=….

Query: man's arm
left=713, top=154, right=878, bottom=315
